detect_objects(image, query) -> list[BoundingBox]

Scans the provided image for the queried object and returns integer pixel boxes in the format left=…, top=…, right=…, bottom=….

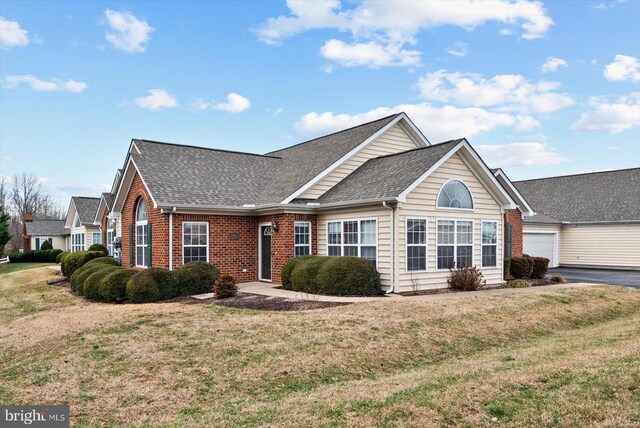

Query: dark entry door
left=260, top=225, right=272, bottom=281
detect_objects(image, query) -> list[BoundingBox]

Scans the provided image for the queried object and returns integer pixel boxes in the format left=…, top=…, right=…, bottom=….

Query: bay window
left=326, top=219, right=377, bottom=265
left=437, top=220, right=473, bottom=269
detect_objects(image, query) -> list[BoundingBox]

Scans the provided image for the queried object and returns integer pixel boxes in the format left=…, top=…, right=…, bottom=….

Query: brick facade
left=504, top=208, right=523, bottom=258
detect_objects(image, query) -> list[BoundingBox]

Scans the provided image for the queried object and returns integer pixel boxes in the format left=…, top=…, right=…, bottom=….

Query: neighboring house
left=106, top=113, right=526, bottom=292
left=24, top=217, right=69, bottom=251
left=94, top=170, right=123, bottom=257
left=64, top=196, right=102, bottom=252
left=515, top=168, right=640, bottom=270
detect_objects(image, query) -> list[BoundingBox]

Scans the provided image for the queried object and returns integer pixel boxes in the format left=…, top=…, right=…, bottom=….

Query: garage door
left=523, top=233, right=556, bottom=267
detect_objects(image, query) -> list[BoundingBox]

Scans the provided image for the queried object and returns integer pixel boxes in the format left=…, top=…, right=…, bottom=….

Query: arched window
left=437, top=180, right=474, bottom=209
left=135, top=199, right=149, bottom=267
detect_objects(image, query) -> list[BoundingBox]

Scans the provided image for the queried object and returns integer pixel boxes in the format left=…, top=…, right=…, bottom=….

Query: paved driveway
left=548, top=267, right=640, bottom=288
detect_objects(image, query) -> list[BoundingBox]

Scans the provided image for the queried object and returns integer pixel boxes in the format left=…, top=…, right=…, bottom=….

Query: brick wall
left=504, top=208, right=523, bottom=258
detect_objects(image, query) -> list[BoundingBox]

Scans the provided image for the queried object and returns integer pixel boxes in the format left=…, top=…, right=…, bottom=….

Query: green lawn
left=0, top=262, right=57, bottom=275
left=1, top=267, right=639, bottom=427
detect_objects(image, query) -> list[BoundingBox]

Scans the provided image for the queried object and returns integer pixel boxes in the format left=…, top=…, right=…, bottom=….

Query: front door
left=259, top=224, right=272, bottom=281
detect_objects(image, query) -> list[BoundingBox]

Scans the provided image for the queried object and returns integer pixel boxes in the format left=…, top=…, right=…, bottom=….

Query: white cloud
left=133, top=89, right=178, bottom=110
left=257, top=0, right=552, bottom=68
left=38, top=176, right=110, bottom=206
left=295, top=103, right=539, bottom=142
left=416, top=69, right=574, bottom=114
left=476, top=142, right=567, bottom=167
left=604, top=55, right=640, bottom=82
left=541, top=56, right=568, bottom=73
left=3, top=74, right=87, bottom=93
left=0, top=17, right=29, bottom=49
left=446, top=41, right=468, bottom=57
left=319, top=39, right=420, bottom=68
left=193, top=93, right=251, bottom=114
left=571, top=92, right=640, bottom=133
left=104, top=9, right=154, bottom=52
left=0, top=155, right=14, bottom=162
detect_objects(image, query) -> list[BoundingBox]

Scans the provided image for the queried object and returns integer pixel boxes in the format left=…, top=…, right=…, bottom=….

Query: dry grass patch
left=1, top=268, right=639, bottom=427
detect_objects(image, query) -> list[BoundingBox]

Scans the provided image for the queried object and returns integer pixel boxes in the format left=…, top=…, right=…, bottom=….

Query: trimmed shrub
left=85, top=256, right=120, bottom=267
left=213, top=275, right=237, bottom=299
left=506, top=279, right=531, bottom=288
left=290, top=256, right=330, bottom=293
left=8, top=249, right=62, bottom=263
left=550, top=275, right=566, bottom=284
left=83, top=266, right=122, bottom=300
left=88, top=243, right=108, bottom=254
left=531, top=257, right=550, bottom=279
left=70, top=263, right=114, bottom=294
left=61, top=251, right=105, bottom=277
left=281, top=255, right=314, bottom=290
left=40, top=240, right=53, bottom=250
left=447, top=264, right=485, bottom=291
left=56, top=251, right=68, bottom=264
left=503, top=257, right=511, bottom=278
left=8, top=252, right=24, bottom=263
left=510, top=256, right=534, bottom=279
left=99, top=269, right=138, bottom=302
left=126, top=268, right=177, bottom=303
left=173, top=261, right=220, bottom=296
left=316, top=257, right=381, bottom=296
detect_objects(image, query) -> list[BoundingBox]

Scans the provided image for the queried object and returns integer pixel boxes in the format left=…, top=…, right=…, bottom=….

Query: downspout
left=382, top=201, right=395, bottom=294
left=168, top=207, right=175, bottom=271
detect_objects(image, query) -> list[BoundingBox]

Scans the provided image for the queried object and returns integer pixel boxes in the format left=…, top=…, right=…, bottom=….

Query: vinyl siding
left=559, top=224, right=640, bottom=269
left=395, top=153, right=504, bottom=292
left=317, top=206, right=392, bottom=289
left=300, top=124, right=419, bottom=199
left=30, top=236, right=66, bottom=251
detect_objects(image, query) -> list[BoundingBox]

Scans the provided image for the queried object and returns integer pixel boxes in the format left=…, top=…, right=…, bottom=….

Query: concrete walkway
left=192, top=281, right=608, bottom=303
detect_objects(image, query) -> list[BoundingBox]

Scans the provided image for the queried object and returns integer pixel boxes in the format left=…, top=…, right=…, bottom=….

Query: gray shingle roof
left=522, top=212, right=562, bottom=225
left=318, top=139, right=463, bottom=203
left=102, top=192, right=114, bottom=210
left=514, top=168, right=640, bottom=223
left=72, top=197, right=101, bottom=225
left=131, top=114, right=402, bottom=207
left=26, top=220, right=69, bottom=236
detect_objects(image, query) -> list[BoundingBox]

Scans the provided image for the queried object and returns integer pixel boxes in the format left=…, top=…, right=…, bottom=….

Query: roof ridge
left=367, top=138, right=463, bottom=161
left=72, top=196, right=101, bottom=200
left=514, top=166, right=640, bottom=183
left=265, top=113, right=402, bottom=155
left=134, top=139, right=282, bottom=159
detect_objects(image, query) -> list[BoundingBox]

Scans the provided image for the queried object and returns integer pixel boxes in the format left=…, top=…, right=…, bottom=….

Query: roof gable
left=67, top=197, right=101, bottom=226
left=26, top=220, right=69, bottom=236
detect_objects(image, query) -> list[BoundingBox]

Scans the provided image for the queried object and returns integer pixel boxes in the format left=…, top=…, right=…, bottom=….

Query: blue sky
left=1, top=0, right=639, bottom=206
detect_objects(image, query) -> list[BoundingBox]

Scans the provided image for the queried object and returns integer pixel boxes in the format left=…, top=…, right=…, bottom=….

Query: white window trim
left=405, top=217, right=428, bottom=273
left=436, top=218, right=474, bottom=271
left=182, top=221, right=209, bottom=264
left=71, top=233, right=85, bottom=252
left=481, top=220, right=499, bottom=268
left=106, top=228, right=115, bottom=256
left=325, top=217, right=378, bottom=267
left=92, top=232, right=102, bottom=245
left=293, top=221, right=312, bottom=257
left=135, top=200, right=149, bottom=268
left=435, top=179, right=475, bottom=212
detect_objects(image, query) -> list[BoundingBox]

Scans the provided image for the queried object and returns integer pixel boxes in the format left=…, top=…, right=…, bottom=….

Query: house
left=23, top=216, right=69, bottom=251
left=101, top=113, right=527, bottom=292
left=64, top=196, right=102, bottom=252
left=94, top=170, right=123, bottom=257
left=514, top=168, right=640, bottom=270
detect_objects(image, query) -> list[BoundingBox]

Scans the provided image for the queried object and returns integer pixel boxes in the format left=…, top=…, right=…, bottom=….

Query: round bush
left=213, top=275, right=237, bottom=299
left=62, top=251, right=105, bottom=277
left=290, top=256, right=330, bottom=293
left=49, top=249, right=63, bottom=262
left=316, top=257, right=381, bottom=296
left=281, top=255, right=314, bottom=290
left=85, top=256, right=120, bottom=267
left=531, top=257, right=550, bottom=279
left=126, top=268, right=177, bottom=303
left=507, top=279, right=531, bottom=288
left=173, top=261, right=220, bottom=296
left=39, top=240, right=53, bottom=250
left=510, top=256, right=533, bottom=279
left=87, top=243, right=108, bottom=254
left=56, top=251, right=69, bottom=264
left=99, top=269, right=138, bottom=302
left=70, top=263, right=114, bottom=294
left=83, top=266, right=122, bottom=300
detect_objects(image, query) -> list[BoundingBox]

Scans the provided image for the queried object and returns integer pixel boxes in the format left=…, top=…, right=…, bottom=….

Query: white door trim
left=258, top=222, right=273, bottom=282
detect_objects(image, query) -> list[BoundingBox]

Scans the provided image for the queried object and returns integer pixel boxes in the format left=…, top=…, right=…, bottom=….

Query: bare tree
left=0, top=176, right=7, bottom=211
left=10, top=172, right=65, bottom=220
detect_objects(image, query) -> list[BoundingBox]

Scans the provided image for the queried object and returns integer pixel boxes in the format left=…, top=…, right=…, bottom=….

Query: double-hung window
left=437, top=220, right=473, bottom=269
left=92, top=232, right=102, bottom=245
left=294, top=221, right=311, bottom=256
left=326, top=219, right=377, bottom=266
left=183, top=222, right=208, bottom=263
left=481, top=221, right=498, bottom=267
left=406, top=218, right=427, bottom=272
left=71, top=233, right=84, bottom=252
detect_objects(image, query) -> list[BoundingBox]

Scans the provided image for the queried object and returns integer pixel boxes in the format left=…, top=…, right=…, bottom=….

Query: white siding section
left=559, top=224, right=640, bottom=269
left=317, top=206, right=392, bottom=289
left=300, top=124, right=419, bottom=199
left=30, top=236, right=66, bottom=251
left=395, top=153, right=504, bottom=292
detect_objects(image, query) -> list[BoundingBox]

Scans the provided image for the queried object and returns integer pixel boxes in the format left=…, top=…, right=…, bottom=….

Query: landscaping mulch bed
left=212, top=292, right=349, bottom=311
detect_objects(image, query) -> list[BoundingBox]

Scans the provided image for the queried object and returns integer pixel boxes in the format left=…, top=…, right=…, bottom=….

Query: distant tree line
left=0, top=173, right=66, bottom=255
